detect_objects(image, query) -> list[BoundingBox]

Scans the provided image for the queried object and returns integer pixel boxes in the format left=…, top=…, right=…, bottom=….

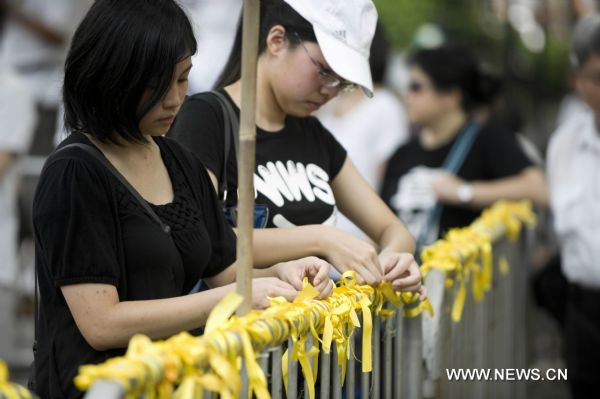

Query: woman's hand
left=273, top=256, right=334, bottom=299
left=379, top=252, right=422, bottom=293
left=319, top=226, right=383, bottom=286
left=432, top=171, right=464, bottom=205
left=251, top=278, right=298, bottom=309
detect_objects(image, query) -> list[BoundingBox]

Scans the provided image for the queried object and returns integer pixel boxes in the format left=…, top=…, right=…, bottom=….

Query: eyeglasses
left=293, top=32, right=356, bottom=93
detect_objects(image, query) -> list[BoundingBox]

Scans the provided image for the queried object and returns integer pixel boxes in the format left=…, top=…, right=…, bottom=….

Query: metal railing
left=79, top=203, right=533, bottom=399
left=423, top=233, right=531, bottom=399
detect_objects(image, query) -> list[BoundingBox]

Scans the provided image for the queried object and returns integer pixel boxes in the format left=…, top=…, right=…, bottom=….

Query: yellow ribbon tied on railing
left=0, top=360, right=34, bottom=399
left=419, top=200, right=536, bottom=323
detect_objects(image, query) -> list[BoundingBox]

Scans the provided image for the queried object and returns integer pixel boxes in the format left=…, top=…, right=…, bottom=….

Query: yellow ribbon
left=75, top=201, right=535, bottom=398
left=0, top=360, right=32, bottom=399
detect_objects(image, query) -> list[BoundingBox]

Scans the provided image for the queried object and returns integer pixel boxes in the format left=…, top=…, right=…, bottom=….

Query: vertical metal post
left=332, top=343, right=342, bottom=399
left=394, top=311, right=403, bottom=399
left=271, top=346, right=283, bottom=399
left=83, top=380, right=125, bottom=399
left=320, top=348, right=331, bottom=398
left=402, top=315, right=423, bottom=399
left=347, top=334, right=356, bottom=399
left=259, top=351, right=270, bottom=383
left=287, top=338, right=298, bottom=399
left=240, top=361, right=249, bottom=399
left=384, top=310, right=394, bottom=399
left=373, top=315, right=381, bottom=399
left=303, top=336, right=314, bottom=397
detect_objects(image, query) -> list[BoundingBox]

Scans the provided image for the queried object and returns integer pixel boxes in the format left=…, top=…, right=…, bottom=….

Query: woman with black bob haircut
left=32, top=1, right=333, bottom=397
left=170, top=0, right=424, bottom=294
left=381, top=44, right=548, bottom=251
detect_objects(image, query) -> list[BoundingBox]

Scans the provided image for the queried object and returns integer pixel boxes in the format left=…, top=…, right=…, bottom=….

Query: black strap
left=210, top=90, right=239, bottom=202
left=55, top=143, right=171, bottom=234
left=30, top=140, right=171, bottom=391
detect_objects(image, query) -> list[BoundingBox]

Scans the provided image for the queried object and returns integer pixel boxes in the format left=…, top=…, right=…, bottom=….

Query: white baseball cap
left=283, top=0, right=378, bottom=97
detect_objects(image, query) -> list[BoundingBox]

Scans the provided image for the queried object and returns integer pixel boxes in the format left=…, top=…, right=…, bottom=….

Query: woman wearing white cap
left=170, top=0, right=422, bottom=292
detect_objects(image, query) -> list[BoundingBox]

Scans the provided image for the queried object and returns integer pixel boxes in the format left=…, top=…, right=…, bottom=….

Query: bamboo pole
left=236, top=0, right=260, bottom=316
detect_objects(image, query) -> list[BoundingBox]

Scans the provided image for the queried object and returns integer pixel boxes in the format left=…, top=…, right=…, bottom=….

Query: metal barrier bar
left=81, top=207, right=534, bottom=399
left=83, top=380, right=124, bottom=399
left=332, top=343, right=341, bottom=399
left=393, top=310, right=403, bottom=399
left=270, top=346, right=283, bottom=399
left=319, top=349, right=331, bottom=398
left=287, top=338, right=298, bottom=399
left=373, top=315, right=381, bottom=399
left=383, top=309, right=393, bottom=399
left=347, top=334, right=356, bottom=399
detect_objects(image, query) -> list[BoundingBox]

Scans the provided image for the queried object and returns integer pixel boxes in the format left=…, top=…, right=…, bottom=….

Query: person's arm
left=4, top=4, right=65, bottom=46
left=62, top=282, right=241, bottom=350
left=205, top=256, right=333, bottom=298
left=433, top=166, right=549, bottom=209
left=62, top=256, right=333, bottom=351
left=332, top=158, right=415, bottom=255
left=206, top=166, right=385, bottom=285
left=332, top=158, right=421, bottom=291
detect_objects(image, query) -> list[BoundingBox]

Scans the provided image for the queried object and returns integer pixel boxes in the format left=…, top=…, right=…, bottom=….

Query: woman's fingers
left=309, top=259, right=331, bottom=287
left=271, top=279, right=299, bottom=301
left=392, top=267, right=422, bottom=291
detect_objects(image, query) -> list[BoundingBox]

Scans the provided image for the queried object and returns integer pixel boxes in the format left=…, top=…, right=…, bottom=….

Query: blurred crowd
left=0, top=1, right=599, bottom=398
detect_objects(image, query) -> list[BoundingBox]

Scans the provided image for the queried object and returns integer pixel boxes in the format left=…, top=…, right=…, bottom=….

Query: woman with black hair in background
left=170, top=0, right=424, bottom=293
left=31, top=1, right=332, bottom=397
left=381, top=45, right=548, bottom=250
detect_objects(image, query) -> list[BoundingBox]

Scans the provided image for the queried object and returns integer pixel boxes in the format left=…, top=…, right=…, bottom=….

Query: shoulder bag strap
left=54, top=143, right=171, bottom=234
left=417, top=121, right=481, bottom=252
left=210, top=90, right=240, bottom=203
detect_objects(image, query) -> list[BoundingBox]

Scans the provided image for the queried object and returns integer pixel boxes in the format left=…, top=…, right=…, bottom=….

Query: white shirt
left=318, top=88, right=409, bottom=238
left=547, top=108, right=600, bottom=288
left=0, top=62, right=36, bottom=285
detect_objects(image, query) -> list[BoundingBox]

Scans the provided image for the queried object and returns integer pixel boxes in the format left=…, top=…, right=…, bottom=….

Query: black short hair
left=409, top=45, right=502, bottom=112
left=63, top=0, right=197, bottom=144
left=213, top=0, right=315, bottom=89
left=369, top=23, right=390, bottom=85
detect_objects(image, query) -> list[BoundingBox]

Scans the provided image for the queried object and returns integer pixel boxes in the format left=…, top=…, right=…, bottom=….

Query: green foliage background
left=373, top=0, right=570, bottom=95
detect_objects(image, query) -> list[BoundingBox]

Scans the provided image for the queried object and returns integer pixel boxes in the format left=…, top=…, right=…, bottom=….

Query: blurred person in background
left=179, top=0, right=242, bottom=94
left=317, top=22, right=409, bottom=240
left=0, top=2, right=36, bottom=364
left=1, top=0, right=90, bottom=153
left=381, top=45, right=548, bottom=251
left=546, top=14, right=600, bottom=398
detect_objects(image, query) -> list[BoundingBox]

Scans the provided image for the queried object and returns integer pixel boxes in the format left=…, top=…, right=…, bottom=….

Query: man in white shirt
left=547, top=14, right=600, bottom=398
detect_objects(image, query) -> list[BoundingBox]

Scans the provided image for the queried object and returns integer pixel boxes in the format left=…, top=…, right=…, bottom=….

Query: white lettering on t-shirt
left=275, top=161, right=315, bottom=202
left=254, top=161, right=334, bottom=207
left=306, top=164, right=335, bottom=205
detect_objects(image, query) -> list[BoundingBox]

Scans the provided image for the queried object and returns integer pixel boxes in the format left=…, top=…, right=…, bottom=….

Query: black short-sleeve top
left=32, top=132, right=236, bottom=399
left=168, top=90, right=348, bottom=228
left=381, top=121, right=534, bottom=238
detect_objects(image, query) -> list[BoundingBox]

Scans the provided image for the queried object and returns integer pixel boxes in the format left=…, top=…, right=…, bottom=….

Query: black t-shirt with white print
left=380, top=122, right=533, bottom=241
left=168, top=90, right=348, bottom=228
